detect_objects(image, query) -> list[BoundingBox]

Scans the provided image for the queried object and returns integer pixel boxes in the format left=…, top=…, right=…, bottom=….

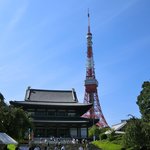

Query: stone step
left=20, top=143, right=101, bottom=150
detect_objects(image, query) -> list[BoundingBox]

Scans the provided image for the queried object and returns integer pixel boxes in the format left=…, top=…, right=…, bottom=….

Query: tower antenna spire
left=88, top=8, right=91, bottom=33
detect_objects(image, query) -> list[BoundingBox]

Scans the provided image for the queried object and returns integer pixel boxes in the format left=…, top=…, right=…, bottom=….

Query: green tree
left=123, top=117, right=150, bottom=149
left=88, top=125, right=101, bottom=140
left=136, top=81, right=150, bottom=122
left=7, top=107, right=33, bottom=140
left=0, top=93, right=33, bottom=140
left=123, top=81, right=150, bottom=149
left=0, top=93, right=9, bottom=132
left=0, top=92, right=6, bottom=107
left=89, top=125, right=109, bottom=140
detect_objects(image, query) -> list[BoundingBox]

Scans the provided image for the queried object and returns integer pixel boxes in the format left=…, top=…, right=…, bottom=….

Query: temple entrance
left=34, top=127, right=70, bottom=138
left=35, top=128, right=56, bottom=137
left=47, top=128, right=57, bottom=137
left=57, top=128, right=69, bottom=138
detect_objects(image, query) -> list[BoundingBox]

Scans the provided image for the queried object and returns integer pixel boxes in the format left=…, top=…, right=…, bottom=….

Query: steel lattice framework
left=82, top=12, right=108, bottom=127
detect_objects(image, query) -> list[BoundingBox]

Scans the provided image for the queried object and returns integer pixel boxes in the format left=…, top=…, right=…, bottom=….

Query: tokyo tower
left=83, top=12, right=108, bottom=127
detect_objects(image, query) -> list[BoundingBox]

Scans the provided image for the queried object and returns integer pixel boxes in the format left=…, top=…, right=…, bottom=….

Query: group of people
left=2, top=138, right=89, bottom=150
left=53, top=142, right=65, bottom=150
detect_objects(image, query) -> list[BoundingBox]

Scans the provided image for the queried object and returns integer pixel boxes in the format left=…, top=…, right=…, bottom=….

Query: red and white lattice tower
left=83, top=12, right=108, bottom=127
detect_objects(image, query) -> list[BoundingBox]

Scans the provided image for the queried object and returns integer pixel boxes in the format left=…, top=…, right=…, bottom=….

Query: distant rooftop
left=0, top=132, right=18, bottom=145
left=105, top=120, right=127, bottom=134
left=25, top=87, right=78, bottom=103
left=111, top=120, right=127, bottom=131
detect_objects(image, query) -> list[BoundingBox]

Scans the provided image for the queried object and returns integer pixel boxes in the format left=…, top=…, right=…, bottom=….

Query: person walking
left=78, top=145, right=83, bottom=150
left=61, top=145, right=65, bottom=150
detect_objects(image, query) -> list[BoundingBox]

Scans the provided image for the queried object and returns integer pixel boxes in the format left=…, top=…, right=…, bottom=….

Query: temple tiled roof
left=10, top=87, right=93, bottom=111
left=25, top=87, right=78, bottom=103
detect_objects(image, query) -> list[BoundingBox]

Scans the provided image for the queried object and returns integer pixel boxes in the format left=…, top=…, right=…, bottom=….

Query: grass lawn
left=7, top=144, right=17, bottom=150
left=93, top=140, right=123, bottom=150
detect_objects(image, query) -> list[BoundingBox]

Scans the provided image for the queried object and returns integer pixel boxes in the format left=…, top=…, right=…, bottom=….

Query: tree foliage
left=136, top=81, right=150, bottom=122
left=122, top=81, right=150, bottom=149
left=8, top=107, right=33, bottom=140
left=0, top=92, right=6, bottom=107
left=0, top=93, right=32, bottom=140
left=88, top=125, right=109, bottom=140
left=88, top=125, right=100, bottom=140
left=123, top=117, right=150, bottom=149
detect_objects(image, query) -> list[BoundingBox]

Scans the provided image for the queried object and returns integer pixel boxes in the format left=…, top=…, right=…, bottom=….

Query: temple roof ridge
left=24, top=87, right=78, bottom=103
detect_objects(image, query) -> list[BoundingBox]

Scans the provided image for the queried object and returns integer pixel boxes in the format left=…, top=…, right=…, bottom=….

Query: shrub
left=99, top=133, right=107, bottom=140
left=108, top=131, right=115, bottom=141
left=88, top=125, right=101, bottom=140
left=123, top=118, right=150, bottom=149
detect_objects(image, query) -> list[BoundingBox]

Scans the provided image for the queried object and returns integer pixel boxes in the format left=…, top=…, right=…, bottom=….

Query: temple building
left=10, top=87, right=98, bottom=139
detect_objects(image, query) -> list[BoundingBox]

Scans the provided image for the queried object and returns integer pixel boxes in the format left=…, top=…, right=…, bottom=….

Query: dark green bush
left=108, top=131, right=115, bottom=141
left=123, top=118, right=150, bottom=149
left=99, top=133, right=107, bottom=140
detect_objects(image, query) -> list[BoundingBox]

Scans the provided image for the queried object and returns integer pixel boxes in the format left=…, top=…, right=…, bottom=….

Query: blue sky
left=0, top=0, right=149, bottom=126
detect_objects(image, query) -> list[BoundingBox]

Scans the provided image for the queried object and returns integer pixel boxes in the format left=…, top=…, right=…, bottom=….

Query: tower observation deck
left=82, top=12, right=108, bottom=127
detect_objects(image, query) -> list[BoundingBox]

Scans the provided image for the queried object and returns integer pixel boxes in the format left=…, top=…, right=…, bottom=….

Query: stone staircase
left=20, top=138, right=101, bottom=150
left=21, top=143, right=101, bottom=150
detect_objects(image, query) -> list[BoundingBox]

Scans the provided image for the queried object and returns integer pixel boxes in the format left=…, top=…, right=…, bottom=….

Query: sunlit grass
left=93, top=140, right=123, bottom=150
